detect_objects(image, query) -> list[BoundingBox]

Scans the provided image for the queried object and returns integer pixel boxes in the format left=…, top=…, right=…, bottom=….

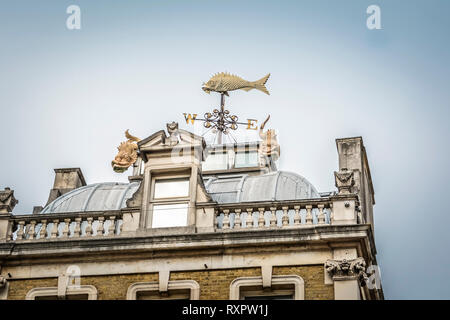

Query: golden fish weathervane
left=202, top=72, right=270, bottom=96
left=182, top=72, right=273, bottom=144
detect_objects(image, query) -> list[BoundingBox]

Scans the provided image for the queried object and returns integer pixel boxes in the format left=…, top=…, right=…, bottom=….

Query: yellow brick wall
left=273, top=265, right=334, bottom=300
left=171, top=267, right=261, bottom=300
left=8, top=277, right=58, bottom=300
left=6, top=265, right=333, bottom=300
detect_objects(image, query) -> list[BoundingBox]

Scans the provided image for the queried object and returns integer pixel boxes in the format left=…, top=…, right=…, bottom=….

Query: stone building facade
left=0, top=123, right=383, bottom=300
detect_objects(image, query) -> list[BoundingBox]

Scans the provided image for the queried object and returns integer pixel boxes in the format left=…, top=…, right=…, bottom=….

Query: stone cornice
left=0, top=224, right=376, bottom=264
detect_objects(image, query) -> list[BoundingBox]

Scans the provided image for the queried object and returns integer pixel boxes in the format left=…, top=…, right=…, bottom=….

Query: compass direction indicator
left=183, top=72, right=270, bottom=144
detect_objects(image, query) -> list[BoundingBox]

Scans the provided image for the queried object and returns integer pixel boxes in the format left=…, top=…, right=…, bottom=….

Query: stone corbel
left=334, top=169, right=355, bottom=194
left=57, top=274, right=68, bottom=299
left=325, top=257, right=368, bottom=286
left=159, top=270, right=170, bottom=293
left=261, top=264, right=273, bottom=288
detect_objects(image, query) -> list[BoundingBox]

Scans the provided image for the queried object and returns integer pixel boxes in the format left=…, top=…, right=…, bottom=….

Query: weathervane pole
left=218, top=93, right=225, bottom=145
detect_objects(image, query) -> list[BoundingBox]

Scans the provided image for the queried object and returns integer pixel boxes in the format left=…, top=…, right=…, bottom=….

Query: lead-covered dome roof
left=41, top=182, right=140, bottom=214
left=204, top=171, right=319, bottom=203
left=41, top=171, right=319, bottom=213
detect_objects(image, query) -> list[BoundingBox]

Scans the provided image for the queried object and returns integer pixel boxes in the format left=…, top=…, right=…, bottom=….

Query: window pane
left=202, top=153, right=228, bottom=171
left=235, top=151, right=259, bottom=168
left=154, top=179, right=189, bottom=199
left=152, top=203, right=188, bottom=228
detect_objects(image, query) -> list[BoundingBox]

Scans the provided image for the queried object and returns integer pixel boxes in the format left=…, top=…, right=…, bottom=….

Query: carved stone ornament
left=258, top=115, right=280, bottom=161
left=0, top=187, right=18, bottom=213
left=166, top=121, right=180, bottom=146
left=334, top=168, right=355, bottom=194
left=325, top=257, right=368, bottom=286
left=111, top=130, right=141, bottom=173
left=0, top=275, right=6, bottom=288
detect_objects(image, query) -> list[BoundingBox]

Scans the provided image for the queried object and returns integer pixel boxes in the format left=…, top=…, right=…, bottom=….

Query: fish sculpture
left=259, top=115, right=280, bottom=161
left=111, top=130, right=141, bottom=173
left=202, top=72, right=270, bottom=96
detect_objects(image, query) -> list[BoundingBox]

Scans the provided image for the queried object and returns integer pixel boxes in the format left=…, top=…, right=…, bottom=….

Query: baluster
left=28, top=220, right=37, bottom=240
left=73, top=218, right=82, bottom=237
left=317, top=204, right=325, bottom=224
left=222, top=210, right=230, bottom=230
left=305, top=205, right=313, bottom=225
left=9, top=222, right=15, bottom=240
left=245, top=208, right=254, bottom=228
left=62, top=218, right=71, bottom=237
left=234, top=209, right=242, bottom=229
left=39, top=219, right=47, bottom=239
left=293, top=205, right=301, bottom=225
left=281, top=207, right=289, bottom=226
left=16, top=221, right=25, bottom=240
left=269, top=207, right=277, bottom=227
left=329, top=204, right=334, bottom=224
left=258, top=208, right=266, bottom=227
left=108, top=216, right=116, bottom=235
left=97, top=217, right=105, bottom=236
left=215, top=209, right=220, bottom=229
left=51, top=219, right=59, bottom=238
left=85, top=217, right=93, bottom=236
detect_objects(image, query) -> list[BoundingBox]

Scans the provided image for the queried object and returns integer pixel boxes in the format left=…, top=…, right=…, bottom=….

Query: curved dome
left=41, top=182, right=140, bottom=214
left=204, top=171, right=319, bottom=204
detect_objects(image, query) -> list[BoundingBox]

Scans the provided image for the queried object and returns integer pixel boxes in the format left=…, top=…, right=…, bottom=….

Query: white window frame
left=149, top=173, right=191, bottom=228
left=126, top=280, right=200, bottom=300
left=25, top=285, right=98, bottom=300
left=229, top=275, right=304, bottom=300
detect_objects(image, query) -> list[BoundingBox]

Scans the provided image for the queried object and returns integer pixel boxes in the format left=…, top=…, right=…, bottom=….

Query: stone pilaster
left=0, top=274, right=8, bottom=300
left=0, top=187, right=16, bottom=241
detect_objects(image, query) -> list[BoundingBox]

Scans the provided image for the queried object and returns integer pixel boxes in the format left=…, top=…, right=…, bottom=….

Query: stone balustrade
left=214, top=199, right=334, bottom=230
left=8, top=211, right=123, bottom=241
left=3, top=195, right=360, bottom=241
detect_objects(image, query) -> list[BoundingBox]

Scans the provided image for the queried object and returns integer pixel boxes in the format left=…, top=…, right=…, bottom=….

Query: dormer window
left=201, top=152, right=230, bottom=171
left=154, top=178, right=189, bottom=199
left=201, top=146, right=261, bottom=172
left=234, top=151, right=259, bottom=168
left=150, top=176, right=191, bottom=228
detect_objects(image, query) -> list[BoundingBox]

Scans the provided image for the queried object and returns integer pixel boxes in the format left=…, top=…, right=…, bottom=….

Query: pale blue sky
left=1, top=0, right=449, bottom=299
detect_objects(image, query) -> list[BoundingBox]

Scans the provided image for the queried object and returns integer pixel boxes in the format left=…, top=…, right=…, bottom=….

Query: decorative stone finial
left=0, top=187, right=18, bottom=213
left=325, top=257, right=368, bottom=285
left=334, top=168, right=355, bottom=194
left=166, top=121, right=180, bottom=146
